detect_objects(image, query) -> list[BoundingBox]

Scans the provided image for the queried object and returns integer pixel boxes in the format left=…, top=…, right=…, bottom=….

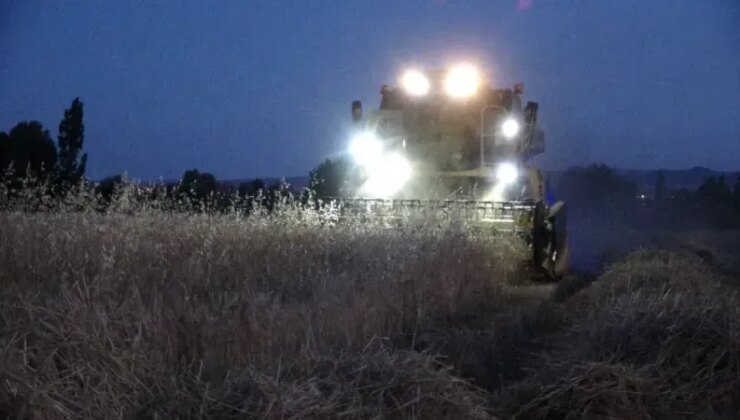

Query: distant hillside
left=619, top=167, right=739, bottom=192
left=548, top=167, right=740, bottom=196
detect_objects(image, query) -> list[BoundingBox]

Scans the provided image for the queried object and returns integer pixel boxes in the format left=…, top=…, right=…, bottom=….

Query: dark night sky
left=1, top=1, right=739, bottom=181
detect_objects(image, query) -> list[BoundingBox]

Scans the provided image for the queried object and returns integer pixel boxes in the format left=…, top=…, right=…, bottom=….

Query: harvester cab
left=346, top=64, right=569, bottom=279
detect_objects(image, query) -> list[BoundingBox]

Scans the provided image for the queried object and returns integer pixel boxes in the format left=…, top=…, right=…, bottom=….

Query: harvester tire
left=532, top=200, right=570, bottom=281
left=549, top=201, right=570, bottom=279
left=532, top=201, right=547, bottom=268
left=552, top=229, right=570, bottom=279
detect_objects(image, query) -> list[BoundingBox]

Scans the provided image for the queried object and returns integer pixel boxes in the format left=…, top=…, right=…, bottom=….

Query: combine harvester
left=339, top=64, right=569, bottom=279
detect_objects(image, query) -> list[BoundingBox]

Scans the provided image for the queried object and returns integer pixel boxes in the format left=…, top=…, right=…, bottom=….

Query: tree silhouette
left=308, top=158, right=350, bottom=199
left=734, top=176, right=740, bottom=202
left=97, top=175, right=124, bottom=201
left=179, top=169, right=217, bottom=202
left=556, top=164, right=638, bottom=220
left=558, top=165, right=636, bottom=204
left=0, top=132, right=9, bottom=178
left=693, top=176, right=737, bottom=228
left=57, top=98, right=87, bottom=184
left=0, top=122, right=57, bottom=180
left=697, top=176, right=732, bottom=203
left=238, top=178, right=265, bottom=197
left=654, top=170, right=666, bottom=201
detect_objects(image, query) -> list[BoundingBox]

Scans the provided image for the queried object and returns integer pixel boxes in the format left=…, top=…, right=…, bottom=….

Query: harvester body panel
left=340, top=67, right=568, bottom=279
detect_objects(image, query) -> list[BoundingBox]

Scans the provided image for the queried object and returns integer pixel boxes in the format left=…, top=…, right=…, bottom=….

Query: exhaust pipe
left=351, top=100, right=362, bottom=123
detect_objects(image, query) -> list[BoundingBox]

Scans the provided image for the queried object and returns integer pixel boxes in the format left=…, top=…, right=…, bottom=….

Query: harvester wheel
left=549, top=201, right=570, bottom=278
left=532, top=200, right=570, bottom=280
left=552, top=227, right=570, bottom=279
left=532, top=201, right=548, bottom=270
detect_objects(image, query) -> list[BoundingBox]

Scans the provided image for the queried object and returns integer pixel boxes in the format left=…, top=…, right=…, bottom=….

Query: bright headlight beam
left=502, top=118, right=520, bottom=139
left=495, top=162, right=519, bottom=186
left=444, top=64, right=480, bottom=99
left=383, top=153, right=411, bottom=185
left=362, top=153, right=411, bottom=198
left=401, top=69, right=430, bottom=97
left=349, top=133, right=382, bottom=166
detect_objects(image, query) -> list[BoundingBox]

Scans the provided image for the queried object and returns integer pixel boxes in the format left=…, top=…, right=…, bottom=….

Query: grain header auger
left=340, top=64, right=569, bottom=280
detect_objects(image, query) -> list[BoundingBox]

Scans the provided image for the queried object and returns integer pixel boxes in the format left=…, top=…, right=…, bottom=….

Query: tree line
left=556, top=164, right=740, bottom=230
left=3, top=101, right=740, bottom=228
left=0, top=98, right=306, bottom=212
left=0, top=98, right=86, bottom=191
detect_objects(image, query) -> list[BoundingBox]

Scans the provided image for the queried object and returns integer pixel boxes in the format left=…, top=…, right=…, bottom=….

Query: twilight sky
left=1, top=0, right=739, bottom=180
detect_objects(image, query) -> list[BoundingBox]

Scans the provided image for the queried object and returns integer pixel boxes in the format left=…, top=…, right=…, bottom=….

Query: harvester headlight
left=349, top=132, right=383, bottom=166
left=495, top=162, right=519, bottom=186
left=383, top=153, right=411, bottom=185
left=501, top=118, right=520, bottom=139
left=444, top=64, right=480, bottom=99
left=362, top=153, right=412, bottom=198
left=401, top=69, right=430, bottom=97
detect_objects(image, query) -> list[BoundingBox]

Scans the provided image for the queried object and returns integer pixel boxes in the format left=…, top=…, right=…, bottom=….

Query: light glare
left=502, top=119, right=520, bottom=138
left=444, top=64, right=480, bottom=99
left=401, top=69, right=430, bottom=97
left=483, top=184, right=507, bottom=202
left=349, top=133, right=383, bottom=166
left=361, top=153, right=411, bottom=198
left=495, top=162, right=519, bottom=186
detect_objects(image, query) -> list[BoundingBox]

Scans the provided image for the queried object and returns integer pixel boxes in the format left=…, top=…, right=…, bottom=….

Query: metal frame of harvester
left=338, top=65, right=569, bottom=279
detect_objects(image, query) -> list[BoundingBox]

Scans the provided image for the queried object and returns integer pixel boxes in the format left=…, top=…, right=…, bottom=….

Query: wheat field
left=0, top=206, right=527, bottom=419
left=1, top=191, right=739, bottom=418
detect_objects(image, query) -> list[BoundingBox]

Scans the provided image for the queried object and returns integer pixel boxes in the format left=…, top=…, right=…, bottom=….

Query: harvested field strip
left=493, top=250, right=740, bottom=419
